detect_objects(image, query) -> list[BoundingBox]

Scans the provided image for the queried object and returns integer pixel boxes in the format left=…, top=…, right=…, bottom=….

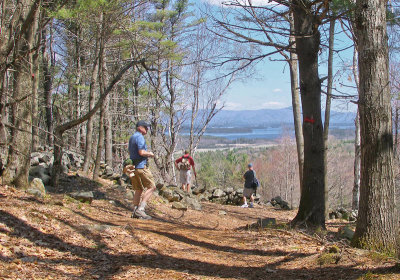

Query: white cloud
left=223, top=101, right=244, bottom=110
left=272, top=88, right=282, bottom=92
left=260, top=101, right=286, bottom=109
left=202, top=0, right=273, bottom=7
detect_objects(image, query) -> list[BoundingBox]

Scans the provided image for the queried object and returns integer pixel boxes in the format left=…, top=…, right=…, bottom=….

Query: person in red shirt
left=175, top=150, right=197, bottom=192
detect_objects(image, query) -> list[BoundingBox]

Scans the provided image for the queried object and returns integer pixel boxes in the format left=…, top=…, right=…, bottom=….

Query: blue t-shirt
left=128, top=131, right=147, bottom=169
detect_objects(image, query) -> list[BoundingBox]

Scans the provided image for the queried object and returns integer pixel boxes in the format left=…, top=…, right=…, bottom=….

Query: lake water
left=183, top=125, right=355, bottom=140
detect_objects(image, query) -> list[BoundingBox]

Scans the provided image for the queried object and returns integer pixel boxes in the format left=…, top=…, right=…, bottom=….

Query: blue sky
left=199, top=0, right=359, bottom=113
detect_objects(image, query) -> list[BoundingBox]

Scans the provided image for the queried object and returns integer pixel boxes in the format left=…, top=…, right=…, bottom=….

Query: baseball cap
left=248, top=163, right=253, bottom=167
left=136, top=120, right=150, bottom=129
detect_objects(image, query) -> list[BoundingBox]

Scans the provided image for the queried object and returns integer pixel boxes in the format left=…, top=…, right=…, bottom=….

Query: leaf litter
left=0, top=176, right=399, bottom=280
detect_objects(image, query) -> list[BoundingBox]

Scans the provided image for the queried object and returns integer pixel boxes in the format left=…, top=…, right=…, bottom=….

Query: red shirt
left=175, top=154, right=195, bottom=166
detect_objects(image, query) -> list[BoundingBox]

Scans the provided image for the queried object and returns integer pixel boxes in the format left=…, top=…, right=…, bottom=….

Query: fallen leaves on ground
left=0, top=177, right=399, bottom=280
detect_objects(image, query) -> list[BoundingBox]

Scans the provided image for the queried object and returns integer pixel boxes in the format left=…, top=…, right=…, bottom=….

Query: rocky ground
left=0, top=173, right=399, bottom=280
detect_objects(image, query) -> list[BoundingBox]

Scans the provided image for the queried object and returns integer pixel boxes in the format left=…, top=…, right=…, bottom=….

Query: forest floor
left=0, top=173, right=399, bottom=280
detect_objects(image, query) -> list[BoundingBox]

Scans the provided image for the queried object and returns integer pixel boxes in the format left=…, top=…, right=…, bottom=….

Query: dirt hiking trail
left=0, top=175, right=399, bottom=280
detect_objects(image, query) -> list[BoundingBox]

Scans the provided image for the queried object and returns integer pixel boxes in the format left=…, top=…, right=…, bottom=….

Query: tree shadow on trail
left=142, top=227, right=310, bottom=258
left=1, top=209, right=399, bottom=280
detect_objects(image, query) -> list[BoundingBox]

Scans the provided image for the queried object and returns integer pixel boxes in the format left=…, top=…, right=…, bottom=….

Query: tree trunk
left=352, top=109, right=361, bottom=210
left=42, top=22, right=54, bottom=147
left=93, top=106, right=105, bottom=180
left=31, top=10, right=40, bottom=152
left=323, top=16, right=335, bottom=217
left=4, top=0, right=41, bottom=188
left=291, top=3, right=325, bottom=227
left=74, top=26, right=82, bottom=151
left=352, top=0, right=399, bottom=255
left=82, top=52, right=99, bottom=173
left=104, top=94, right=113, bottom=167
left=288, top=11, right=304, bottom=191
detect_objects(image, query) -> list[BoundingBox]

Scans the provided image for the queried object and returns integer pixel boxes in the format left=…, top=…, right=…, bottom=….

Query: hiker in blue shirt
left=128, top=120, right=156, bottom=220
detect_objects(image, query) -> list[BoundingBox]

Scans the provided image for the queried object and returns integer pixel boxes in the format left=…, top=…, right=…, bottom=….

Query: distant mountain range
left=197, top=107, right=356, bottom=128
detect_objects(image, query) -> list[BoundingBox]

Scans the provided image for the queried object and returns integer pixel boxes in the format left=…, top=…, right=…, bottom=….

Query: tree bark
left=104, top=93, right=113, bottom=167
left=82, top=47, right=99, bottom=173
left=288, top=11, right=304, bottom=191
left=4, top=0, right=41, bottom=188
left=324, top=15, right=335, bottom=217
left=31, top=8, right=40, bottom=152
left=42, top=21, right=54, bottom=147
left=291, top=2, right=325, bottom=227
left=352, top=109, right=361, bottom=210
left=352, top=0, right=399, bottom=255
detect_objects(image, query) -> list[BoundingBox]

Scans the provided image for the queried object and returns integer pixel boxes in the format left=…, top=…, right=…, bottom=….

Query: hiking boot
left=241, top=204, right=248, bottom=208
left=133, top=209, right=152, bottom=220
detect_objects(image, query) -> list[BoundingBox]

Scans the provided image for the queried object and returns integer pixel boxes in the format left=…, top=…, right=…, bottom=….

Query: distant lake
left=181, top=124, right=355, bottom=140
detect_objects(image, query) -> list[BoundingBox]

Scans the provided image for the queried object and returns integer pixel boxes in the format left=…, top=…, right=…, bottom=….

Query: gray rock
left=30, top=157, right=40, bottom=166
left=172, top=201, right=187, bottom=210
left=30, top=165, right=50, bottom=177
left=26, top=188, right=44, bottom=198
left=40, top=154, right=51, bottom=164
left=212, top=189, right=225, bottom=198
left=125, top=190, right=134, bottom=200
left=182, top=196, right=202, bottom=211
left=105, top=166, right=114, bottom=177
left=218, top=210, right=227, bottom=215
left=271, top=196, right=283, bottom=204
left=211, top=197, right=227, bottom=204
left=70, top=191, right=94, bottom=204
left=225, top=187, right=234, bottom=194
left=192, top=185, right=206, bottom=195
left=339, top=226, right=355, bottom=240
left=161, top=188, right=180, bottom=202
left=29, top=178, right=46, bottom=196
left=258, top=218, right=276, bottom=228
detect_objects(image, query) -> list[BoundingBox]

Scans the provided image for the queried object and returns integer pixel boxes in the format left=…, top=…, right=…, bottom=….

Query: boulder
left=30, top=157, right=40, bottom=166
left=172, top=201, right=187, bottom=210
left=29, top=166, right=51, bottom=185
left=182, top=196, right=202, bottom=211
left=125, top=190, right=134, bottom=200
left=70, top=191, right=94, bottom=204
left=225, top=187, right=234, bottom=194
left=258, top=218, right=276, bottom=228
left=27, top=178, right=46, bottom=198
left=339, top=226, right=354, bottom=240
left=192, top=185, right=206, bottom=195
left=212, top=189, right=225, bottom=198
left=105, top=166, right=114, bottom=177
left=26, top=189, right=43, bottom=198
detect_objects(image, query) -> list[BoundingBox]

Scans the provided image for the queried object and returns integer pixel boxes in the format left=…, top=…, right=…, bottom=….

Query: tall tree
left=290, top=0, right=327, bottom=227
left=352, top=0, right=399, bottom=255
left=2, top=0, right=41, bottom=188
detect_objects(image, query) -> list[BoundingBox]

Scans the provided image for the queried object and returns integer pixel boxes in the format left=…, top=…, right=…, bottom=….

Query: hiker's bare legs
left=186, top=184, right=191, bottom=192
left=141, top=185, right=156, bottom=203
left=133, top=189, right=143, bottom=207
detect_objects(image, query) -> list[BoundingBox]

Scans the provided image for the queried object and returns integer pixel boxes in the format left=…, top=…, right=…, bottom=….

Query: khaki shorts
left=243, top=187, right=255, bottom=199
left=130, top=167, right=155, bottom=191
left=179, top=169, right=191, bottom=184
